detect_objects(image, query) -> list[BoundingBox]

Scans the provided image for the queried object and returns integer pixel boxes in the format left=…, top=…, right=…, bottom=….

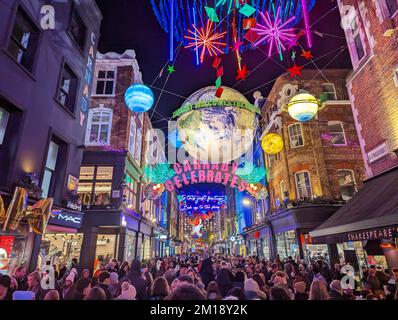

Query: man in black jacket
left=95, top=271, right=112, bottom=300
left=329, top=280, right=344, bottom=300
left=127, top=260, right=148, bottom=300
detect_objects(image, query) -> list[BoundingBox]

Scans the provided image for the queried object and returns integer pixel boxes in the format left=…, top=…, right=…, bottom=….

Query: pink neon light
left=301, top=0, right=312, bottom=48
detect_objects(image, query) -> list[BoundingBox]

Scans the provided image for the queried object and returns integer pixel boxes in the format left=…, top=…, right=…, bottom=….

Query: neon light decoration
left=143, top=163, right=176, bottom=184
left=150, top=0, right=316, bottom=57
left=178, top=194, right=226, bottom=213
left=124, top=84, right=154, bottom=113
left=301, top=0, right=313, bottom=48
left=184, top=20, right=226, bottom=63
left=235, top=162, right=266, bottom=183
left=251, top=6, right=297, bottom=57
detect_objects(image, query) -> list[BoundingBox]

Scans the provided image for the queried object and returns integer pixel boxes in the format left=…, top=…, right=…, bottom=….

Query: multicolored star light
left=251, top=6, right=297, bottom=57
left=184, top=20, right=227, bottom=64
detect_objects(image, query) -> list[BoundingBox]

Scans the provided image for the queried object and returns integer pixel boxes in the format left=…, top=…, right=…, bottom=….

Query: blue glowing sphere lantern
left=168, top=128, right=182, bottom=148
left=124, top=84, right=154, bottom=113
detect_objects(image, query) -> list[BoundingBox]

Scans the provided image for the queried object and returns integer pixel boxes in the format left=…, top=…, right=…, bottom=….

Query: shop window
left=337, top=169, right=356, bottom=201
left=294, top=171, right=312, bottom=199
left=288, top=123, right=304, bottom=148
left=95, top=70, right=115, bottom=95
left=385, top=0, right=398, bottom=17
left=85, top=108, right=113, bottom=145
left=322, top=83, right=337, bottom=100
left=68, top=7, right=87, bottom=51
left=95, top=234, right=116, bottom=268
left=125, top=233, right=136, bottom=262
left=42, top=140, right=60, bottom=198
left=57, top=63, right=79, bottom=113
left=7, top=7, right=40, bottom=72
left=0, top=235, right=27, bottom=275
left=0, top=108, right=10, bottom=145
left=328, top=121, right=347, bottom=145
left=77, top=166, right=113, bottom=206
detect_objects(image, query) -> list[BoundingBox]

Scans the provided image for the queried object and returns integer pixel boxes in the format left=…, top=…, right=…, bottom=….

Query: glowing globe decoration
left=177, top=86, right=259, bottom=164
left=124, top=84, right=154, bottom=113
left=168, top=128, right=182, bottom=148
left=287, top=92, right=319, bottom=122
left=262, top=133, right=283, bottom=155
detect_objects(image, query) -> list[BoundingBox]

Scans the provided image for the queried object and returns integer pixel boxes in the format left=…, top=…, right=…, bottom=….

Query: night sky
left=95, top=0, right=351, bottom=132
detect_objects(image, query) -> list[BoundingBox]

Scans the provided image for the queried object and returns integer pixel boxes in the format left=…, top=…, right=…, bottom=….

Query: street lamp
left=242, top=198, right=251, bottom=207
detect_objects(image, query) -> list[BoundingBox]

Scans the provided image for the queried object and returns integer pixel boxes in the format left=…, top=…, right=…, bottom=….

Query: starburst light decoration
left=251, top=6, right=297, bottom=57
left=184, top=20, right=227, bottom=63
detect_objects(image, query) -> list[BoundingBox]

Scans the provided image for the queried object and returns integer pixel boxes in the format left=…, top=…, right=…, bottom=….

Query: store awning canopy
left=310, top=167, right=398, bottom=244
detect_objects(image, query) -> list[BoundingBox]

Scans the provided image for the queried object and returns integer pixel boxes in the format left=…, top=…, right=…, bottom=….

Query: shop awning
left=310, top=167, right=398, bottom=244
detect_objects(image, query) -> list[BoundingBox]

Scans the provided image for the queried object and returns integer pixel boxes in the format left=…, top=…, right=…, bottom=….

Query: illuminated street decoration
left=124, top=84, right=155, bottom=113
left=235, top=162, right=266, bottom=183
left=246, top=182, right=268, bottom=200
left=262, top=133, right=284, bottom=154
left=143, top=183, right=165, bottom=200
left=178, top=194, right=226, bottom=213
left=251, top=6, right=297, bottom=57
left=150, top=0, right=316, bottom=58
left=184, top=20, right=226, bottom=64
left=143, top=163, right=176, bottom=184
left=287, top=92, right=319, bottom=122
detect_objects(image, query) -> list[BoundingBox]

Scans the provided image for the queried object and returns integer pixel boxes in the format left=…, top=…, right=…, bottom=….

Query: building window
left=294, top=171, right=312, bottom=199
left=69, top=8, right=87, bottom=51
left=42, top=141, right=60, bottom=198
left=280, top=180, right=287, bottom=200
left=125, top=173, right=139, bottom=210
left=134, top=115, right=143, bottom=165
left=95, top=70, right=115, bottom=95
left=0, top=108, right=10, bottom=145
left=385, top=0, right=398, bottom=17
left=351, top=16, right=365, bottom=61
left=337, top=170, right=356, bottom=201
left=57, top=63, right=79, bottom=113
left=128, top=116, right=137, bottom=157
left=288, top=123, right=304, bottom=148
left=328, top=121, right=347, bottom=145
left=7, top=7, right=39, bottom=72
left=322, top=83, right=337, bottom=100
left=77, top=166, right=113, bottom=206
left=85, top=108, right=113, bottom=145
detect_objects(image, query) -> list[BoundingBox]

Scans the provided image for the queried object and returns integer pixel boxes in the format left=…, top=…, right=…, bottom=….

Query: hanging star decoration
left=167, top=65, right=175, bottom=74
left=251, top=6, right=296, bottom=57
left=232, top=39, right=243, bottom=52
left=185, top=20, right=227, bottom=63
left=301, top=49, right=314, bottom=61
left=287, top=63, right=304, bottom=77
left=236, top=65, right=249, bottom=80
left=291, top=50, right=296, bottom=61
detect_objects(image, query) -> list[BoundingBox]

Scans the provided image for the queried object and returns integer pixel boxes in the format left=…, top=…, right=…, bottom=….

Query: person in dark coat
left=199, top=254, right=214, bottom=289
left=0, top=275, right=13, bottom=300
left=216, top=268, right=234, bottom=297
left=232, top=271, right=245, bottom=289
left=13, top=266, right=28, bottom=291
left=127, top=260, right=148, bottom=300
left=95, top=271, right=112, bottom=300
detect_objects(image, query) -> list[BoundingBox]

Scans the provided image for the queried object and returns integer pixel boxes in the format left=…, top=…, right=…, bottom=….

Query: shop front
left=243, top=224, right=271, bottom=259
left=268, top=204, right=340, bottom=263
left=38, top=208, right=84, bottom=271
left=311, top=167, right=398, bottom=273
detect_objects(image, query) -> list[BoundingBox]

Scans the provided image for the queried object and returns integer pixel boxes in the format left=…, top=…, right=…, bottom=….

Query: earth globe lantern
left=124, top=84, right=154, bottom=113
left=176, top=86, right=259, bottom=164
left=287, top=92, right=319, bottom=122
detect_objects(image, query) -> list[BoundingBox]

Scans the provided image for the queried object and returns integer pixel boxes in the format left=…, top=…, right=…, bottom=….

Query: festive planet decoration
left=261, top=133, right=284, bottom=155
left=246, top=182, right=268, bottom=200
left=168, top=128, right=182, bottom=148
left=124, top=84, right=154, bottom=113
left=176, top=86, right=259, bottom=163
left=287, top=92, right=319, bottom=122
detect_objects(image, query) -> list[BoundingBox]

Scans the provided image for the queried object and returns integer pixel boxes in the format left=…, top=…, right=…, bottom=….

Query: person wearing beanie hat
left=116, top=281, right=137, bottom=300
left=62, top=272, right=76, bottom=300
left=244, top=278, right=267, bottom=300
left=0, top=275, right=12, bottom=300
left=108, top=272, right=119, bottom=298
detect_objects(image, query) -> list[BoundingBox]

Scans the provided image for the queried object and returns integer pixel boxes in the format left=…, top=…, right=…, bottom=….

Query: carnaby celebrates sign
left=164, top=160, right=247, bottom=192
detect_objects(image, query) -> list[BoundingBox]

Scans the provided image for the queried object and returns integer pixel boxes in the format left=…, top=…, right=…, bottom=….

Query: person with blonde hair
left=43, top=290, right=60, bottom=300
left=309, top=280, right=330, bottom=300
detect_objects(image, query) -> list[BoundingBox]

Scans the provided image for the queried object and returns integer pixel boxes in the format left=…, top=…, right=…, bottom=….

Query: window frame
left=93, top=69, right=117, bottom=96
left=128, top=116, right=137, bottom=158
left=67, top=4, right=87, bottom=53
left=328, top=121, right=347, bottom=146
left=85, top=107, right=113, bottom=146
left=288, top=123, right=305, bottom=149
left=0, top=108, right=10, bottom=145
left=41, top=140, right=60, bottom=198
left=350, top=13, right=366, bottom=64
left=336, top=169, right=357, bottom=201
left=56, top=61, right=79, bottom=115
left=78, top=166, right=114, bottom=206
left=294, top=171, right=313, bottom=199
left=321, top=83, right=338, bottom=100
left=6, top=5, right=41, bottom=74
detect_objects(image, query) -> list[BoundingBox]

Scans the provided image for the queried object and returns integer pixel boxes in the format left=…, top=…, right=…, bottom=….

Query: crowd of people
left=1, top=253, right=397, bottom=301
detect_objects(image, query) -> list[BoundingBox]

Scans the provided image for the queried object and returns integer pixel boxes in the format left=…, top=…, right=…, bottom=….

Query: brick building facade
left=337, top=0, right=398, bottom=177
left=262, top=69, right=365, bottom=209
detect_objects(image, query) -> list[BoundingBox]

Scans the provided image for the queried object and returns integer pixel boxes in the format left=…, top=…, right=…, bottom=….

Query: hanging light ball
left=287, top=92, right=319, bottom=122
left=124, top=84, right=154, bottom=113
left=261, top=133, right=283, bottom=155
